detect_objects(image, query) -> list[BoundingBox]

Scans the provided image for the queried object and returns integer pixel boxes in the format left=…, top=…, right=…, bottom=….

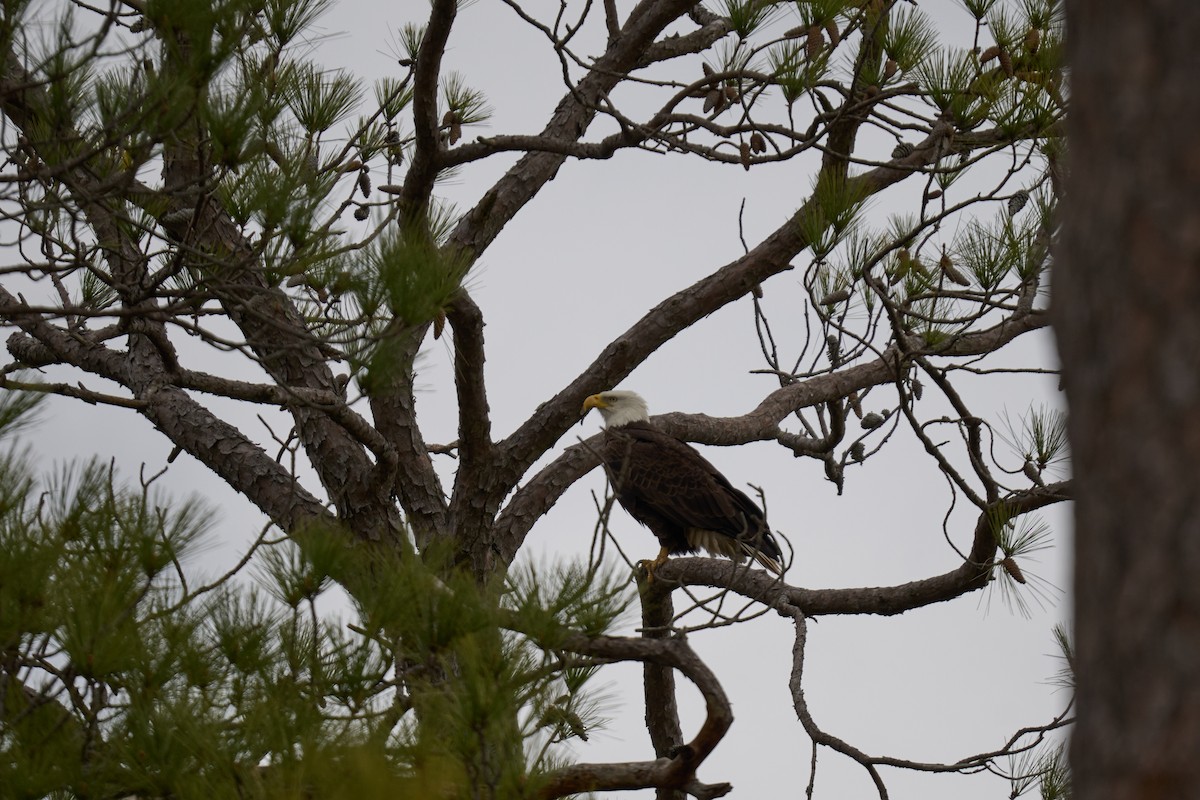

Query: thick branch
left=494, top=309, right=1050, bottom=561
left=367, top=332, right=449, bottom=546
left=493, top=121, right=955, bottom=499
left=446, top=291, right=492, bottom=465
left=650, top=480, right=1070, bottom=617
left=399, top=0, right=457, bottom=216
left=1, top=284, right=333, bottom=532
left=532, top=629, right=732, bottom=799
left=638, top=14, right=732, bottom=67
left=446, top=290, right=503, bottom=572
left=445, top=0, right=701, bottom=259
left=0, top=45, right=401, bottom=545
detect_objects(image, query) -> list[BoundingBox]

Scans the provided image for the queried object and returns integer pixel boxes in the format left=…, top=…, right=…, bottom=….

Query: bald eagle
left=581, top=390, right=784, bottom=577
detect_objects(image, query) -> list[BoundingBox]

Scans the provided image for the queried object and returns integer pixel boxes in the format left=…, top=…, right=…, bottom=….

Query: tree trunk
left=1058, top=3, right=1200, bottom=797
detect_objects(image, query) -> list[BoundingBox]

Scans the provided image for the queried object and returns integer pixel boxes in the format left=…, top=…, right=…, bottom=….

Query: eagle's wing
left=610, top=424, right=757, bottom=533
left=602, top=424, right=785, bottom=574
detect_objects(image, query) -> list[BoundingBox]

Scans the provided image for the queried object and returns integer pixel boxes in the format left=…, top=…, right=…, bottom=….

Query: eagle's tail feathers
left=740, top=540, right=784, bottom=577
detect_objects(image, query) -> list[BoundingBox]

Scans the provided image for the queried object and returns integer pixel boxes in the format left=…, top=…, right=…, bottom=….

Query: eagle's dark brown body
left=597, top=419, right=784, bottom=575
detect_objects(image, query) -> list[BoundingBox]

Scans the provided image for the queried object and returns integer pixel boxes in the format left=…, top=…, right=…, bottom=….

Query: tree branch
left=649, top=480, right=1071, bottom=617
left=784, top=603, right=890, bottom=799
left=494, top=120, right=957, bottom=498
left=400, top=0, right=457, bottom=217
left=640, top=579, right=686, bottom=800
left=494, top=309, right=1050, bottom=561
left=532, top=627, right=732, bottom=799
left=445, top=0, right=701, bottom=260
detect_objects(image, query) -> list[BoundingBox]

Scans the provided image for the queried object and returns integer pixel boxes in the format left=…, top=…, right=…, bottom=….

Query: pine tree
left=0, top=1, right=1079, bottom=796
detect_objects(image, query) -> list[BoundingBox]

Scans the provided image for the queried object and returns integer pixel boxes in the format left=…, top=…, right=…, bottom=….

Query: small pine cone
left=820, top=288, right=851, bottom=306
left=824, top=18, right=841, bottom=47
left=750, top=131, right=767, bottom=153
left=911, top=378, right=923, bottom=401
left=863, top=84, right=881, bottom=99
left=449, top=121, right=463, bottom=144
left=826, top=333, right=841, bottom=364
left=739, top=141, right=752, bottom=171
left=562, top=709, right=589, bottom=741
left=861, top=412, right=884, bottom=430
left=925, top=189, right=943, bottom=200
left=1024, top=27, right=1041, bottom=54
left=849, top=441, right=865, bottom=462
left=1008, top=190, right=1030, bottom=215
left=703, top=88, right=724, bottom=113
left=702, top=62, right=715, bottom=77
left=378, top=184, right=403, bottom=194
left=883, top=58, right=898, bottom=81
left=1001, top=556, right=1027, bottom=584
left=806, top=26, right=825, bottom=60
left=889, top=261, right=908, bottom=286
left=939, top=252, right=970, bottom=286
left=979, top=45, right=1001, bottom=65
left=1023, top=459, right=1045, bottom=486
left=130, top=16, right=148, bottom=33
left=353, top=205, right=370, bottom=221
left=892, top=142, right=914, bottom=159
left=357, top=169, right=371, bottom=198
left=433, top=309, right=447, bottom=340
left=162, top=207, right=194, bottom=226
left=385, top=130, right=403, bottom=165
left=724, top=84, right=740, bottom=103
left=998, top=49, right=1014, bottom=78
left=783, top=25, right=806, bottom=39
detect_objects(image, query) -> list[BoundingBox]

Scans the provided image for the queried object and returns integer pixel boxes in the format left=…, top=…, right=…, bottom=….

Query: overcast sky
left=24, top=1, right=1071, bottom=797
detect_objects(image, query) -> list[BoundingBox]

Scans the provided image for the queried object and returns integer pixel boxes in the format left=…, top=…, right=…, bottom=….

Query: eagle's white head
left=581, top=390, right=650, bottom=428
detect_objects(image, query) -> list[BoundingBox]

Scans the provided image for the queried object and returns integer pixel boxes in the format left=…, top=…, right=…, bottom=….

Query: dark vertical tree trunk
left=1058, top=3, right=1200, bottom=797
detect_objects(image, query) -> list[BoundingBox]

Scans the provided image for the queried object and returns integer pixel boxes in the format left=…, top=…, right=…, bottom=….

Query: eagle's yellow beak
left=580, top=393, right=608, bottom=416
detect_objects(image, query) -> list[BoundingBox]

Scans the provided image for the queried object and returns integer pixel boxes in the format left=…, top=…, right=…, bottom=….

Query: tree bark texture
left=1059, top=3, right=1200, bottom=797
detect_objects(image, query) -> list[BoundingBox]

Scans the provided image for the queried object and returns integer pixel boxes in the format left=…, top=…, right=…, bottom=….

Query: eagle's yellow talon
left=636, top=546, right=671, bottom=583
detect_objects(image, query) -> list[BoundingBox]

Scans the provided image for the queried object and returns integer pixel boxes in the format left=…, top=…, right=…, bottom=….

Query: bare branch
left=531, top=628, right=733, bottom=799
left=400, top=0, right=458, bottom=217
left=649, top=480, right=1071, bottom=617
